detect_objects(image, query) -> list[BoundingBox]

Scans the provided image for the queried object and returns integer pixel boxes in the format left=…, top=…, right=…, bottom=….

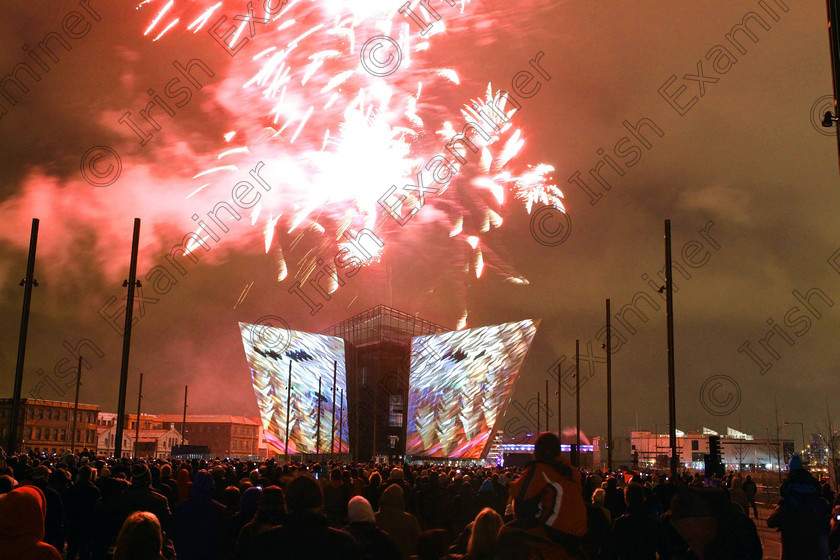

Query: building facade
left=629, top=428, right=795, bottom=471
left=98, top=425, right=184, bottom=459
left=148, top=414, right=260, bottom=459
left=321, top=305, right=449, bottom=461
left=98, top=412, right=259, bottom=459
left=0, top=398, right=99, bottom=454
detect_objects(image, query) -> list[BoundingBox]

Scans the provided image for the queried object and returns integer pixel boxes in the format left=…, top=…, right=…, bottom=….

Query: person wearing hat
left=124, top=463, right=173, bottom=538
left=342, top=495, right=401, bottom=560
left=253, top=473, right=360, bottom=559
left=30, top=464, right=65, bottom=552
left=768, top=454, right=831, bottom=560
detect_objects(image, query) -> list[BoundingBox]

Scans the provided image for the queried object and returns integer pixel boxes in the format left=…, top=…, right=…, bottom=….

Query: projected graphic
left=239, top=323, right=349, bottom=455
left=406, top=319, right=539, bottom=459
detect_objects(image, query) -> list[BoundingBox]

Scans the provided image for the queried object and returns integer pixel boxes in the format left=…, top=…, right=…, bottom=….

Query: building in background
left=629, top=427, right=795, bottom=471
left=153, top=414, right=260, bottom=459
left=98, top=424, right=184, bottom=459
left=320, top=305, right=449, bottom=461
left=98, top=412, right=260, bottom=459
left=0, top=398, right=99, bottom=455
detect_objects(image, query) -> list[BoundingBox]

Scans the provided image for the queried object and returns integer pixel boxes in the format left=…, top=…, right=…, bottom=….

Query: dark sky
left=0, top=0, right=837, bottom=453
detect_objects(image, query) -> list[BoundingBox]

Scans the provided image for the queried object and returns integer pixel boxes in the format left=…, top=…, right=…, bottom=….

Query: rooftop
left=320, top=305, right=449, bottom=347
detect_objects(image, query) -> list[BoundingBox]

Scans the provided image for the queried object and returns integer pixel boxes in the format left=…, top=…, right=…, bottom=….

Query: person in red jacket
left=499, top=432, right=588, bottom=559
left=0, top=485, right=62, bottom=560
left=508, top=432, right=588, bottom=543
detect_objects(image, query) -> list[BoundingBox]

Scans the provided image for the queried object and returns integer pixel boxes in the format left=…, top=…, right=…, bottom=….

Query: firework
left=139, top=0, right=564, bottom=321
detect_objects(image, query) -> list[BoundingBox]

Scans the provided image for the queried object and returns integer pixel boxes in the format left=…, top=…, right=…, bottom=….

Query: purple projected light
left=406, top=319, right=539, bottom=459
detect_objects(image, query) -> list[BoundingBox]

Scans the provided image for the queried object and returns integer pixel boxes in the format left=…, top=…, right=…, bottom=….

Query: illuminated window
left=389, top=435, right=399, bottom=448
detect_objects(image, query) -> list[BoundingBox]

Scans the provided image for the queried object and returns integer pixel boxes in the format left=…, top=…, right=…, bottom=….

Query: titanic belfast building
left=240, top=305, right=538, bottom=462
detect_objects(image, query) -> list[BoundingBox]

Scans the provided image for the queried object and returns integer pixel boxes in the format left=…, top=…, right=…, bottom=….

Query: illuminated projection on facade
left=239, top=323, right=349, bottom=455
left=405, top=319, right=539, bottom=459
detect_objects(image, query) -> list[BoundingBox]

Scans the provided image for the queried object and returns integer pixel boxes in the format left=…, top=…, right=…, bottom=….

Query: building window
left=36, top=428, right=42, bottom=440
left=388, top=395, right=404, bottom=427
left=389, top=435, right=399, bottom=449
left=691, top=440, right=699, bottom=451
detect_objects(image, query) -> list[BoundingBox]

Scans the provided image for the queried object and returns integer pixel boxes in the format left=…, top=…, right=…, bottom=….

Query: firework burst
left=139, top=0, right=564, bottom=322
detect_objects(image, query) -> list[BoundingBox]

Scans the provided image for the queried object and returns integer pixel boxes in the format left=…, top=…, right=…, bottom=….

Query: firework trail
left=141, top=0, right=564, bottom=324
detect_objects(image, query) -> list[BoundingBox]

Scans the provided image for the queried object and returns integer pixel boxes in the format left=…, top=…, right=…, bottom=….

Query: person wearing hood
left=768, top=454, right=832, bottom=560
left=175, top=468, right=192, bottom=504
left=376, top=483, right=421, bottom=560
left=476, top=479, right=498, bottom=513
left=235, top=486, right=285, bottom=560
left=233, top=486, right=263, bottom=536
left=0, top=485, right=62, bottom=560
left=343, top=495, right=401, bottom=560
left=173, top=469, right=229, bottom=560
left=254, top=473, right=360, bottom=559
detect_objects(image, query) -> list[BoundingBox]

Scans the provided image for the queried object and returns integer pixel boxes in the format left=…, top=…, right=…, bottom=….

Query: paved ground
left=753, top=502, right=782, bottom=560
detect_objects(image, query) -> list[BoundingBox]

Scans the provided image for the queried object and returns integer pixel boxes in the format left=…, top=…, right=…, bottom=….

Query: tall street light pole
left=606, top=299, right=613, bottom=473
left=9, top=218, right=39, bottom=455
left=115, top=218, right=141, bottom=459
left=665, top=220, right=678, bottom=479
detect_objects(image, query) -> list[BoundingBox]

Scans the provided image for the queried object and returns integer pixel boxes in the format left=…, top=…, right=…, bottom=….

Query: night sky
left=0, top=0, right=837, bottom=453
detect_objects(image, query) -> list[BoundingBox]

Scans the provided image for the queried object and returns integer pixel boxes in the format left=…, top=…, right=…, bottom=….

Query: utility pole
left=606, top=299, right=613, bottom=472
left=575, top=339, right=581, bottom=468
left=115, top=218, right=141, bottom=459
left=316, top=376, right=322, bottom=454
left=339, top=388, right=344, bottom=459
left=545, top=379, right=550, bottom=433
left=825, top=0, right=840, bottom=169
left=665, top=220, right=678, bottom=479
left=134, top=373, right=143, bottom=458
left=285, top=360, right=292, bottom=461
left=69, top=357, right=82, bottom=453
left=9, top=218, right=39, bottom=455
left=557, top=362, right=562, bottom=442
left=181, top=385, right=188, bottom=446
left=331, top=361, right=337, bottom=457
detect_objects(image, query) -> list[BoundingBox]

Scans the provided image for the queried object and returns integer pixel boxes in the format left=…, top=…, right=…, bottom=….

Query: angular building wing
left=405, top=319, right=539, bottom=459
left=239, top=323, right=349, bottom=455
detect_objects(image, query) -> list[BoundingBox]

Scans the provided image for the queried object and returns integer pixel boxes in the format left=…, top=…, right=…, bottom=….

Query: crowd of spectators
left=0, top=432, right=837, bottom=559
